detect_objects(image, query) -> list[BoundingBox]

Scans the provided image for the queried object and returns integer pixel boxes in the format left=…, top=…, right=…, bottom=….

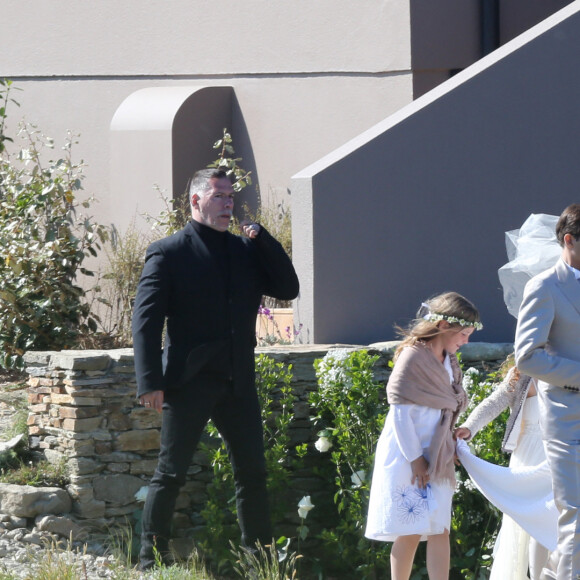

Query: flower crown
left=421, top=304, right=483, bottom=330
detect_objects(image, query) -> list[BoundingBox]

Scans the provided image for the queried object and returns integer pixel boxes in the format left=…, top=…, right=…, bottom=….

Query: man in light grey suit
left=516, top=203, right=580, bottom=580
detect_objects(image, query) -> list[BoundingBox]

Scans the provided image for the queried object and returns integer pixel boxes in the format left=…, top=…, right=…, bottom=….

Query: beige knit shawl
left=387, top=342, right=467, bottom=486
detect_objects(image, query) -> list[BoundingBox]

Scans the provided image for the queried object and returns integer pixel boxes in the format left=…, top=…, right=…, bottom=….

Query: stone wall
left=21, top=341, right=513, bottom=544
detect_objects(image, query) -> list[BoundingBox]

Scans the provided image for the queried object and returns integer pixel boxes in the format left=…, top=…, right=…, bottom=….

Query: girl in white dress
left=455, top=361, right=552, bottom=580
left=366, top=292, right=483, bottom=580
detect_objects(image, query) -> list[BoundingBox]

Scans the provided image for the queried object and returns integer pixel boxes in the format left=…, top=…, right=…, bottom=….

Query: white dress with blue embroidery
left=365, top=355, right=455, bottom=542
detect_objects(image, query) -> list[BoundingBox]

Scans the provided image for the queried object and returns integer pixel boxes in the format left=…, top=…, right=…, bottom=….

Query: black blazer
left=132, top=221, right=299, bottom=397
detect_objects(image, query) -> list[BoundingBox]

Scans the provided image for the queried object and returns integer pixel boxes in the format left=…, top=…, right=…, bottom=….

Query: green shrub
left=309, top=349, right=389, bottom=579
left=451, top=366, right=507, bottom=580
left=0, top=81, right=108, bottom=368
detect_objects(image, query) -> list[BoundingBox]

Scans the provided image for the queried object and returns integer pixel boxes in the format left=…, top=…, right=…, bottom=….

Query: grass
left=0, top=375, right=29, bottom=443
left=231, top=539, right=300, bottom=580
left=0, top=374, right=70, bottom=487
left=0, top=457, right=70, bottom=487
left=0, top=540, right=216, bottom=580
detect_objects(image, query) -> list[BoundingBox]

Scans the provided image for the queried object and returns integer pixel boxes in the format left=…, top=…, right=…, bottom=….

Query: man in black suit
left=132, top=168, right=299, bottom=569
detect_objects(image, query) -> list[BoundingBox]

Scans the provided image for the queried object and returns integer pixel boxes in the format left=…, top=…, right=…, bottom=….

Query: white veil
left=497, top=213, right=560, bottom=318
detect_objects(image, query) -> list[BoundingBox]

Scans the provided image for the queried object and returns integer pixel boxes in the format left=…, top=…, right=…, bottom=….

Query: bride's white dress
left=457, top=397, right=558, bottom=579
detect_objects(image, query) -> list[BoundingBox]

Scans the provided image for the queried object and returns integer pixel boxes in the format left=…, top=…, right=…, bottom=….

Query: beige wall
left=2, top=2, right=410, bottom=75
left=0, top=1, right=413, bottom=232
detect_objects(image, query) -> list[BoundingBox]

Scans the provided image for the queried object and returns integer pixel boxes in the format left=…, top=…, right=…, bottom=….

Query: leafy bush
left=451, top=366, right=507, bottom=580
left=307, top=350, right=508, bottom=579
left=309, top=349, right=389, bottom=579
left=0, top=81, right=108, bottom=368
left=0, top=79, right=20, bottom=155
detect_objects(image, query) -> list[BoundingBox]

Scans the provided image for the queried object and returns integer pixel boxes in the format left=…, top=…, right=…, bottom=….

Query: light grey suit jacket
left=515, top=258, right=580, bottom=442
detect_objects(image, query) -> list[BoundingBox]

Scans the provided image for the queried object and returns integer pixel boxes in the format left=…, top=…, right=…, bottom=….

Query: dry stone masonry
left=4, top=341, right=513, bottom=548
left=24, top=348, right=157, bottom=524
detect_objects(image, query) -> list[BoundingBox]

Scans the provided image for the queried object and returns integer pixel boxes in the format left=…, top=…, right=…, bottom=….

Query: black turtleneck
left=190, top=219, right=233, bottom=378
left=191, top=219, right=230, bottom=285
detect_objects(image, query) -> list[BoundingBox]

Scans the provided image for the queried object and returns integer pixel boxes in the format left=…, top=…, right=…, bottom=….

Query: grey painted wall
left=411, top=0, right=575, bottom=97
left=292, top=4, right=580, bottom=345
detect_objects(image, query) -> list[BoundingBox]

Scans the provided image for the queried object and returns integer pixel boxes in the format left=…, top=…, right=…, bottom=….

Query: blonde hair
left=497, top=353, right=520, bottom=392
left=394, top=291, right=481, bottom=361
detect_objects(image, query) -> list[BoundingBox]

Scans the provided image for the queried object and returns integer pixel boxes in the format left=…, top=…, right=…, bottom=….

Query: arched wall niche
left=110, top=86, right=257, bottom=234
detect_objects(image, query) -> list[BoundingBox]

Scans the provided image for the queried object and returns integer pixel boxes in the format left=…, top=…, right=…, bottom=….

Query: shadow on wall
left=172, top=89, right=260, bottom=222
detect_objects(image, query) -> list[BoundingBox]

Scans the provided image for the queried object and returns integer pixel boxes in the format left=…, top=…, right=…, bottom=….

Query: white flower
left=134, top=486, right=149, bottom=503
left=351, top=470, right=366, bottom=488
left=423, top=312, right=483, bottom=331
left=462, top=478, right=476, bottom=492
left=297, top=495, right=315, bottom=519
left=318, top=349, right=355, bottom=390
left=462, top=368, right=481, bottom=391
left=314, top=436, right=332, bottom=453
left=322, top=348, right=352, bottom=363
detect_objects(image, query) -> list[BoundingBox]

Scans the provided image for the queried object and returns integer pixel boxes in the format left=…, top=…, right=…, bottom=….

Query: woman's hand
left=410, top=455, right=430, bottom=489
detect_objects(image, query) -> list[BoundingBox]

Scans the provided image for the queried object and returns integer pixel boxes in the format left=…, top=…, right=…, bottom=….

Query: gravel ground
left=0, top=527, right=221, bottom=579
left=0, top=528, right=140, bottom=579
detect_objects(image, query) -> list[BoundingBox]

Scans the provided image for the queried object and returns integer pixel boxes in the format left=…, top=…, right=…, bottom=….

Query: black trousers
left=139, top=376, right=272, bottom=566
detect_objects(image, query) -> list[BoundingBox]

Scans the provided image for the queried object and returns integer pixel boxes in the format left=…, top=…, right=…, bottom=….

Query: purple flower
left=257, top=305, right=273, bottom=320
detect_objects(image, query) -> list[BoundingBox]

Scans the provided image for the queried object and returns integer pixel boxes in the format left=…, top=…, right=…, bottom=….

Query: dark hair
left=394, top=291, right=481, bottom=360
left=556, top=204, right=580, bottom=246
left=187, top=169, right=230, bottom=201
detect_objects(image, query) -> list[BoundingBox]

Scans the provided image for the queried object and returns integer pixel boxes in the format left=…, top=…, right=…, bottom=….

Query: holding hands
left=454, top=427, right=471, bottom=440
left=453, top=427, right=471, bottom=465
